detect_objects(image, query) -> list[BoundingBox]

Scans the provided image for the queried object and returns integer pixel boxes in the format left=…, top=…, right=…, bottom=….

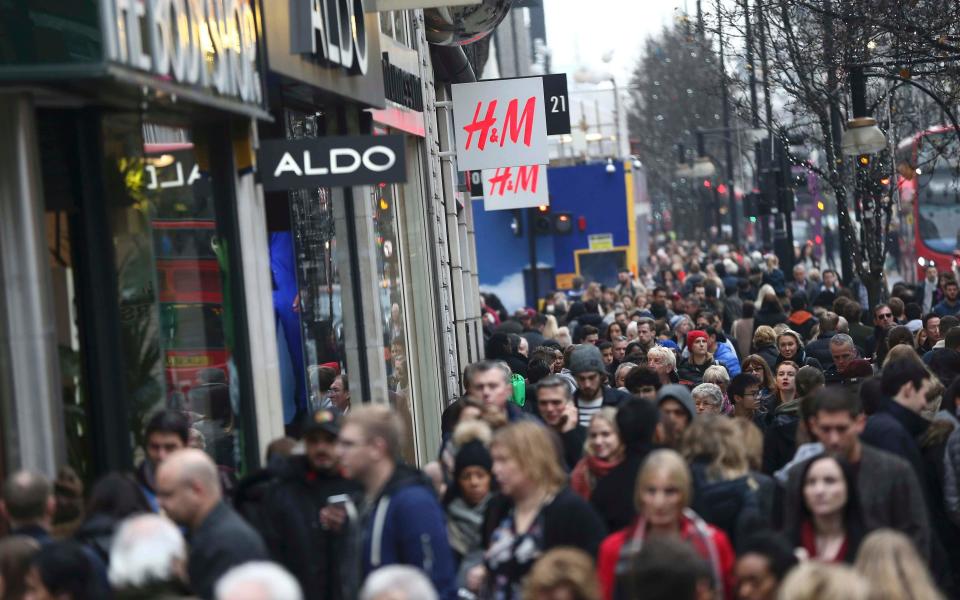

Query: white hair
left=691, top=383, right=724, bottom=407
left=215, top=562, right=302, bottom=600
left=360, top=566, right=438, bottom=600
left=109, top=514, right=186, bottom=589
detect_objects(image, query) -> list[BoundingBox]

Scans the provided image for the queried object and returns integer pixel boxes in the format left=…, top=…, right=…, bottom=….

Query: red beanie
left=687, top=330, right=708, bottom=348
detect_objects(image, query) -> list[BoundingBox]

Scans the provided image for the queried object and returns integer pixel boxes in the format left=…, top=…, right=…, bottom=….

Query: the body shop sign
left=451, top=77, right=549, bottom=171
left=100, top=0, right=263, bottom=105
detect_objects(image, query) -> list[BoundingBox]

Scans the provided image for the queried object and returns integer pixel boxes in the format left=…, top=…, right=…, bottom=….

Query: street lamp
left=841, top=116, right=887, bottom=156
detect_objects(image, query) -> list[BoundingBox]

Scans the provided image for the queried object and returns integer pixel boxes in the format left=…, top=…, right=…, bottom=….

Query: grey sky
left=543, top=0, right=689, bottom=150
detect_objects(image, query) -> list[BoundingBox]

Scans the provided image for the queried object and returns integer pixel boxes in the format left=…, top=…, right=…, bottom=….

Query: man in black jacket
left=260, top=409, right=360, bottom=600
left=805, top=311, right=839, bottom=369
left=536, top=375, right=586, bottom=469
left=156, top=449, right=267, bottom=599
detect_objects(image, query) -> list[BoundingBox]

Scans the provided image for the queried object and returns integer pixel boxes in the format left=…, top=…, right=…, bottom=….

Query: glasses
left=746, top=366, right=765, bottom=373
left=877, top=313, right=894, bottom=320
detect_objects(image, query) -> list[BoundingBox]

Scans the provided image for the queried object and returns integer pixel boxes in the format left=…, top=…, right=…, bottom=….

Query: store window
left=371, top=179, right=415, bottom=463
left=100, top=116, right=249, bottom=476
left=380, top=10, right=413, bottom=48
left=269, top=110, right=347, bottom=432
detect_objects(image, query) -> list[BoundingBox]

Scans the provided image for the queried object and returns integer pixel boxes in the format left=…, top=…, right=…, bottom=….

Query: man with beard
left=260, top=409, right=360, bottom=600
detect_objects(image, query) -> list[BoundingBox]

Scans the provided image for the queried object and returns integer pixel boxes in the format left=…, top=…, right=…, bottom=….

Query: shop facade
left=0, top=1, right=487, bottom=480
left=0, top=0, right=277, bottom=482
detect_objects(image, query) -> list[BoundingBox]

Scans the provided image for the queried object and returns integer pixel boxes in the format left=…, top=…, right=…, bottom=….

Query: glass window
left=371, top=179, right=415, bottom=463
left=270, top=110, right=348, bottom=429
left=101, top=117, right=248, bottom=477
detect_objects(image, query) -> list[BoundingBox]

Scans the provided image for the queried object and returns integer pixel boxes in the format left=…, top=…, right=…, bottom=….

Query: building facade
left=0, top=1, right=485, bottom=482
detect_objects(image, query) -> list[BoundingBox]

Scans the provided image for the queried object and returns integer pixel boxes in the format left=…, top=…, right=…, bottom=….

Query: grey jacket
left=782, top=443, right=931, bottom=559
left=943, top=425, right=960, bottom=526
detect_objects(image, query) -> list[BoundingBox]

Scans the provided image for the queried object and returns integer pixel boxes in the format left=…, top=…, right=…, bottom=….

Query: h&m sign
left=291, top=0, right=370, bottom=75
left=257, top=135, right=407, bottom=191
left=101, top=0, right=263, bottom=105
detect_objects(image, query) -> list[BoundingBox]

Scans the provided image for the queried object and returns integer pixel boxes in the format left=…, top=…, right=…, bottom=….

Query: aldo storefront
left=0, top=1, right=278, bottom=482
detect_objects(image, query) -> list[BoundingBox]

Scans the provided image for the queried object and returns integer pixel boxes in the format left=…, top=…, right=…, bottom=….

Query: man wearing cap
left=656, top=384, right=696, bottom=443
left=259, top=409, right=360, bottom=600
left=570, top=344, right=631, bottom=428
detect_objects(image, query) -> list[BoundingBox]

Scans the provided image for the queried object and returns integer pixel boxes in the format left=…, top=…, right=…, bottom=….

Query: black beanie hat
left=454, top=440, right=492, bottom=479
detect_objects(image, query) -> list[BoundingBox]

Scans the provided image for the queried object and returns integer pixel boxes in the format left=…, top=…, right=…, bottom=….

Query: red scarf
left=570, top=455, right=622, bottom=499
left=800, top=520, right=848, bottom=563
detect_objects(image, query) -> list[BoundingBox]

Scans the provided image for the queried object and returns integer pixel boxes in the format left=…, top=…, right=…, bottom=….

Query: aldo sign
left=291, top=0, right=369, bottom=75
left=257, top=135, right=407, bottom=191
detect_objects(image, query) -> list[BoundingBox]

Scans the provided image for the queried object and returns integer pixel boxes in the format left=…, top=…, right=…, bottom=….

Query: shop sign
left=541, top=73, right=570, bottom=135
left=451, top=77, right=549, bottom=171
left=382, top=53, right=423, bottom=112
left=481, top=165, right=549, bottom=211
left=290, top=0, right=369, bottom=75
left=588, top=233, right=614, bottom=250
left=101, top=0, right=263, bottom=105
left=257, top=135, right=407, bottom=191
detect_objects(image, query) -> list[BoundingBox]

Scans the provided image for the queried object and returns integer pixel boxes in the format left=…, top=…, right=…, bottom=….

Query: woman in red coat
left=596, top=449, right=735, bottom=600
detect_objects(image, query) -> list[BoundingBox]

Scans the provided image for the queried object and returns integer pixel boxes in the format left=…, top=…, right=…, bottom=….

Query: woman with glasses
left=740, top=355, right=776, bottom=425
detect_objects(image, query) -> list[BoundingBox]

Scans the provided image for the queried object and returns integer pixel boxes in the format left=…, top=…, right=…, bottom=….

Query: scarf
left=570, top=455, right=622, bottom=499
left=447, top=495, right=490, bottom=556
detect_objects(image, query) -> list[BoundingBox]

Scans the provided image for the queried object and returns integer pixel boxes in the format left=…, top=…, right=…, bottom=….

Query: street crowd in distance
left=5, top=240, right=960, bottom=600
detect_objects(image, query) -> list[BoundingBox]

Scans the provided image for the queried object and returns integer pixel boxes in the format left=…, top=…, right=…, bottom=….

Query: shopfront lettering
left=290, top=0, right=369, bottom=75
left=102, top=0, right=263, bottom=105
left=382, top=53, right=423, bottom=112
left=258, top=135, right=407, bottom=191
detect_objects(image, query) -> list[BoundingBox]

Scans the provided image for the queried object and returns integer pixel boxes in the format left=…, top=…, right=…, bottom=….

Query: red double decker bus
left=895, top=126, right=960, bottom=281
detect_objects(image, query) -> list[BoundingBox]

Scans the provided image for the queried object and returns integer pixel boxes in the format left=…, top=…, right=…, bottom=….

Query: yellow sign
left=588, top=233, right=614, bottom=250
left=166, top=355, right=211, bottom=368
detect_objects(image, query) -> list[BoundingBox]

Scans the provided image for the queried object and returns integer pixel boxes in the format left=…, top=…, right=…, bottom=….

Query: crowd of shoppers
left=3, top=242, right=960, bottom=600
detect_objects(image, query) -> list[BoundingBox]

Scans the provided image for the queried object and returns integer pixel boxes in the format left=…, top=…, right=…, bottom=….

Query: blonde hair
left=343, top=405, right=406, bottom=461
left=646, top=346, right=676, bottom=370
left=634, top=449, right=691, bottom=513
left=732, top=417, right=764, bottom=472
left=584, top=407, right=623, bottom=458
left=555, top=327, right=572, bottom=349
left=491, top=421, right=565, bottom=495
left=522, top=548, right=600, bottom=600
left=680, top=416, right=749, bottom=480
left=756, top=283, right=777, bottom=306
left=778, top=562, right=870, bottom=600
left=854, top=529, right=943, bottom=600
left=753, top=325, right=776, bottom=348
left=542, top=314, right=560, bottom=341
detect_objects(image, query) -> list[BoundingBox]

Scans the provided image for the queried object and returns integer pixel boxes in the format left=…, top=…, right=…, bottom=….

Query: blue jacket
left=934, top=299, right=960, bottom=317
left=713, top=341, right=742, bottom=376
left=356, top=465, right=456, bottom=599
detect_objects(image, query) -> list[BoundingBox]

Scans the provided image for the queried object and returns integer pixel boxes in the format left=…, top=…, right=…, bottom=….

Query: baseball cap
left=303, top=408, right=341, bottom=437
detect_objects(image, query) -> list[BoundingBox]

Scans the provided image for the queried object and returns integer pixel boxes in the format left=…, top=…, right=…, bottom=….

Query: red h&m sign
left=481, top=164, right=549, bottom=211
left=451, top=77, right=549, bottom=171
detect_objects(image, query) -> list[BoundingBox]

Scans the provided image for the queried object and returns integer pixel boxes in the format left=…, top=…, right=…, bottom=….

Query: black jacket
left=484, top=487, right=607, bottom=557
left=754, top=307, right=787, bottom=331
left=590, top=444, right=655, bottom=533
left=559, top=426, right=587, bottom=470
left=805, top=331, right=836, bottom=369
left=259, top=456, right=360, bottom=600
left=862, top=398, right=929, bottom=479
left=754, top=343, right=779, bottom=371
left=689, top=462, right=769, bottom=549
left=188, top=502, right=268, bottom=599
left=677, top=356, right=715, bottom=386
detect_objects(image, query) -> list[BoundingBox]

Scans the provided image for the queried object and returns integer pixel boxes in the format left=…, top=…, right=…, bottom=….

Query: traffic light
left=755, top=135, right=795, bottom=215
left=554, top=212, right=573, bottom=234
left=534, top=205, right=552, bottom=234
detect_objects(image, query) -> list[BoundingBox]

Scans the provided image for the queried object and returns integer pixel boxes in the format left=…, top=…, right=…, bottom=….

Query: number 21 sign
left=451, top=77, right=549, bottom=171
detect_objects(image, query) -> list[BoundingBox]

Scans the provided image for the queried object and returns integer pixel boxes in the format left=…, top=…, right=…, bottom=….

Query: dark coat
left=782, top=443, right=931, bottom=561
left=559, top=426, right=587, bottom=471
left=259, top=456, right=360, bottom=600
left=754, top=343, right=780, bottom=371
left=689, top=462, right=769, bottom=549
left=677, top=356, right=715, bottom=386
left=862, top=398, right=929, bottom=478
left=345, top=465, right=456, bottom=600
left=484, top=487, right=607, bottom=557
left=754, top=307, right=787, bottom=331
left=590, top=444, right=655, bottom=533
left=805, top=331, right=836, bottom=369
left=188, top=502, right=268, bottom=599
left=761, top=400, right=800, bottom=475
